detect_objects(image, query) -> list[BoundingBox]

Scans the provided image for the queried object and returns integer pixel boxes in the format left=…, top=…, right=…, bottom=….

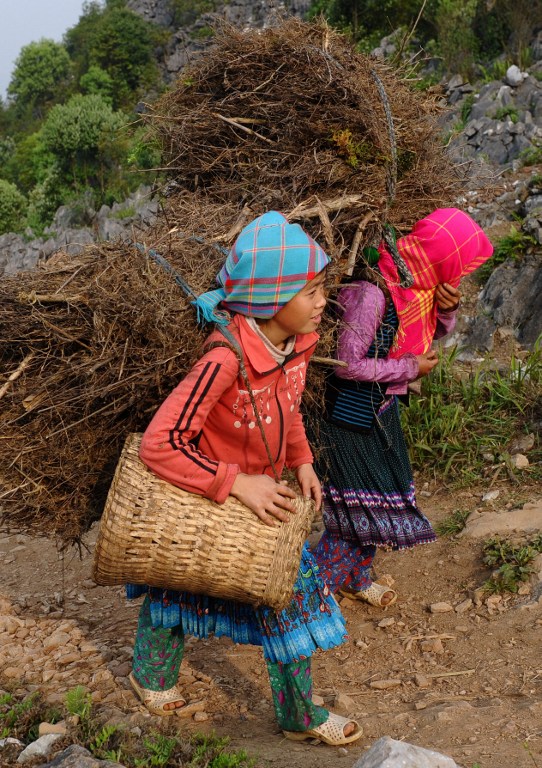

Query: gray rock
left=469, top=96, right=497, bottom=121
left=495, top=84, right=514, bottom=106
left=353, top=736, right=463, bottom=767
left=446, top=74, right=464, bottom=91
left=457, top=314, right=496, bottom=354
left=480, top=136, right=511, bottom=165
left=533, top=30, right=542, bottom=60
left=478, top=251, right=542, bottom=347
left=523, top=194, right=542, bottom=214
left=462, top=499, right=542, bottom=539
left=506, top=64, right=527, bottom=87
left=38, top=744, right=126, bottom=767
left=0, top=185, right=158, bottom=276
left=16, top=733, right=63, bottom=763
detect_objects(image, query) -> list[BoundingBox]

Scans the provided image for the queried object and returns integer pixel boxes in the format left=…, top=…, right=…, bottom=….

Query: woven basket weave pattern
left=92, top=434, right=314, bottom=612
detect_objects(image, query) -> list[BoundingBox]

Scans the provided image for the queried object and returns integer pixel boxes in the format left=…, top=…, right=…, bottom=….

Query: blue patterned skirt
left=126, top=543, right=347, bottom=664
left=315, top=397, right=436, bottom=550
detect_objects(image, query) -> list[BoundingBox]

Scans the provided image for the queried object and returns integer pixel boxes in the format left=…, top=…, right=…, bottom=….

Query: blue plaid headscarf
left=193, top=211, right=330, bottom=325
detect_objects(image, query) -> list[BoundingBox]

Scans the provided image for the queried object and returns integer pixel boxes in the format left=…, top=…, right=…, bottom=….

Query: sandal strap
left=130, top=673, right=186, bottom=713
left=311, top=713, right=362, bottom=745
left=360, top=582, right=395, bottom=605
left=341, top=582, right=397, bottom=607
left=142, top=687, right=186, bottom=707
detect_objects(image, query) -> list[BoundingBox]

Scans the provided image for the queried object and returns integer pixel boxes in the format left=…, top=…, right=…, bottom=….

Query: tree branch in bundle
left=345, top=210, right=379, bottom=275
left=287, top=194, right=375, bottom=221
left=17, top=293, right=87, bottom=304
left=0, top=354, right=35, bottom=402
left=213, top=113, right=275, bottom=145
left=312, top=356, right=347, bottom=367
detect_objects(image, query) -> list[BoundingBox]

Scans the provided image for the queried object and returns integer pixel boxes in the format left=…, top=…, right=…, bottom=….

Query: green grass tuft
left=482, top=535, right=542, bottom=594
left=402, top=343, right=541, bottom=483
left=435, top=508, right=471, bottom=536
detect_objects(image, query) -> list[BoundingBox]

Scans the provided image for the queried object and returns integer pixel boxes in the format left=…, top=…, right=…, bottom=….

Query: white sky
left=1, top=0, right=87, bottom=100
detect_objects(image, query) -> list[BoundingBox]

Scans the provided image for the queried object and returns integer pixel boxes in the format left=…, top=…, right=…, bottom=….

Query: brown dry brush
left=0, top=201, right=236, bottom=541
left=147, top=17, right=462, bottom=257
left=1, top=19, right=464, bottom=542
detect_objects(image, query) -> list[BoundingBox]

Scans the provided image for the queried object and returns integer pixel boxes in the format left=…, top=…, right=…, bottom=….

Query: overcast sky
left=1, top=0, right=87, bottom=100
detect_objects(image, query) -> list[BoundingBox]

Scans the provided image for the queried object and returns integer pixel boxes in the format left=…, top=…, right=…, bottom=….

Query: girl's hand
left=435, top=282, right=461, bottom=311
left=415, top=349, right=439, bottom=377
left=295, top=463, right=322, bottom=510
left=230, top=473, right=297, bottom=527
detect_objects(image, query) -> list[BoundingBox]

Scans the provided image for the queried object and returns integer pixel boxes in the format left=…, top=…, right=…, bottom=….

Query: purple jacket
left=335, top=281, right=457, bottom=396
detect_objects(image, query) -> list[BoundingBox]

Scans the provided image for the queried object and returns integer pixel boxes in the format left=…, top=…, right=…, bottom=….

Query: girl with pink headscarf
left=313, top=208, right=493, bottom=608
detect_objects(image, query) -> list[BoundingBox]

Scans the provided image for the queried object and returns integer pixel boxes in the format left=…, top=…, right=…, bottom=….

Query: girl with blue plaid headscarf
left=126, top=212, right=362, bottom=746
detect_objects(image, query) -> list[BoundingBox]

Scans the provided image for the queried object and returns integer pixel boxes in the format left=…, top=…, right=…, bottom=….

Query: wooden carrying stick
left=0, top=354, right=34, bottom=402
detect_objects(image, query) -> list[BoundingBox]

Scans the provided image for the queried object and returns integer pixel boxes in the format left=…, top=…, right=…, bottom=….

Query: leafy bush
left=7, top=39, right=72, bottom=116
left=494, top=105, right=519, bottom=122
left=308, top=0, right=438, bottom=46
left=435, top=0, right=479, bottom=77
left=475, top=224, right=534, bottom=284
left=0, top=136, right=16, bottom=169
left=66, top=3, right=161, bottom=109
left=478, top=58, right=511, bottom=84
left=40, top=94, right=126, bottom=193
left=520, top=145, right=542, bottom=167
left=80, top=65, right=115, bottom=105
left=126, top=125, right=162, bottom=172
left=483, top=535, right=542, bottom=593
left=25, top=168, right=70, bottom=235
left=460, top=92, right=476, bottom=126
left=0, top=179, right=27, bottom=234
left=0, top=690, right=60, bottom=744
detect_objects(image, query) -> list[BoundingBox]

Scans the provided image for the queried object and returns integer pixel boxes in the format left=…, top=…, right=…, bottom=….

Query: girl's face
left=258, top=270, right=327, bottom=347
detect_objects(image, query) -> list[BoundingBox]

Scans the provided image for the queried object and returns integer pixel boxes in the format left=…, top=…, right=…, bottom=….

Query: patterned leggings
left=132, top=596, right=328, bottom=732
left=314, top=531, right=376, bottom=593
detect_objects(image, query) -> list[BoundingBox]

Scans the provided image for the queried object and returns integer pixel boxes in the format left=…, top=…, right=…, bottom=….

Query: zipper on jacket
left=274, top=368, right=286, bottom=464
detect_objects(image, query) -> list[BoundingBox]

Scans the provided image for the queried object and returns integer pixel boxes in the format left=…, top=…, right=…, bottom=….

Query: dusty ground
left=1, top=269, right=540, bottom=767
left=1, top=476, right=541, bottom=768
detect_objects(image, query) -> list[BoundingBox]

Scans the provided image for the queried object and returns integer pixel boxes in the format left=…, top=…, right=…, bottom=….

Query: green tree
left=7, top=39, right=72, bottom=117
left=478, top=0, right=542, bottom=63
left=40, top=94, right=126, bottom=194
left=308, top=0, right=438, bottom=45
left=65, top=1, right=160, bottom=109
left=435, top=0, right=479, bottom=76
left=0, top=137, right=16, bottom=175
left=3, top=131, right=55, bottom=194
left=80, top=65, right=115, bottom=105
left=0, top=179, right=27, bottom=234
left=26, top=169, right=70, bottom=236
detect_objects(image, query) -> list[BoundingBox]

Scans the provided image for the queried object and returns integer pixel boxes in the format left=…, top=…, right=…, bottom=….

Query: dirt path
left=1, top=480, right=541, bottom=768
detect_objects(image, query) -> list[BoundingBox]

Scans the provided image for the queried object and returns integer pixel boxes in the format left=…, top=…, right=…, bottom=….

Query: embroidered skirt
left=126, top=543, right=347, bottom=664
left=315, top=397, right=436, bottom=550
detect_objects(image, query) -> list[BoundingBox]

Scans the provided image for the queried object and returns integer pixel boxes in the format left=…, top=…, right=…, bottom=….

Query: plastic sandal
left=129, top=672, right=186, bottom=716
left=284, top=712, right=363, bottom=745
left=339, top=582, right=398, bottom=607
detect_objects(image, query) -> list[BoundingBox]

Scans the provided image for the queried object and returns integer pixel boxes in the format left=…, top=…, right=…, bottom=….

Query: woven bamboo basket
left=92, top=433, right=314, bottom=612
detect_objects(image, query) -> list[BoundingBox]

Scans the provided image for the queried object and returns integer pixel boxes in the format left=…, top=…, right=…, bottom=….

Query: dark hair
left=341, top=260, right=391, bottom=304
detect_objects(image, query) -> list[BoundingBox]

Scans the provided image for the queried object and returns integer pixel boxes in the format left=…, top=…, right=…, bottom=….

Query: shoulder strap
left=206, top=327, right=280, bottom=483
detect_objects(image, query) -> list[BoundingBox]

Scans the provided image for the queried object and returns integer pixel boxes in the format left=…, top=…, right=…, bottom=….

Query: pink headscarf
left=377, top=208, right=493, bottom=357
